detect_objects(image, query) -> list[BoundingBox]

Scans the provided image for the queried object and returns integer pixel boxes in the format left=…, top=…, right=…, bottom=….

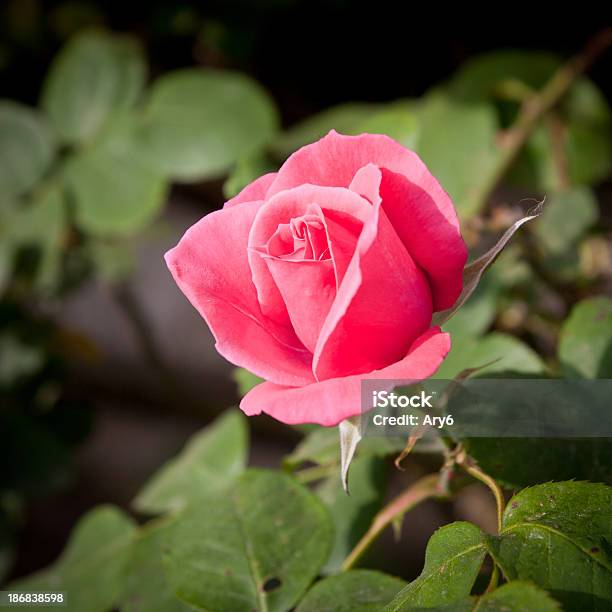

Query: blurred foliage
left=1, top=3, right=612, bottom=601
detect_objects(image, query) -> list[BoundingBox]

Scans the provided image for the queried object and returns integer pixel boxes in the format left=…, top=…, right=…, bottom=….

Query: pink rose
left=166, top=131, right=467, bottom=426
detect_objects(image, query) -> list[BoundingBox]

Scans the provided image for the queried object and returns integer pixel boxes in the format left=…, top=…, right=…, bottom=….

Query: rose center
left=266, top=209, right=330, bottom=261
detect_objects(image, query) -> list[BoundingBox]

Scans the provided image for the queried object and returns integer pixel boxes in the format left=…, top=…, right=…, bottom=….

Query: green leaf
left=41, top=31, right=146, bottom=143
left=133, top=410, right=248, bottom=515
left=163, top=469, right=333, bottom=612
left=10, top=506, right=136, bottom=612
left=12, top=184, right=67, bottom=292
left=316, top=456, right=387, bottom=573
left=135, top=69, right=279, bottom=180
left=284, top=425, right=404, bottom=470
left=434, top=332, right=546, bottom=380
left=233, top=367, right=264, bottom=397
left=356, top=105, right=419, bottom=149
left=449, top=51, right=612, bottom=190
left=559, top=297, right=612, bottom=378
left=65, top=121, right=168, bottom=236
left=449, top=51, right=560, bottom=101
left=0, top=333, right=45, bottom=386
left=414, top=92, right=500, bottom=218
left=273, top=103, right=378, bottom=157
left=491, top=481, right=612, bottom=611
left=475, top=581, right=561, bottom=611
left=120, top=518, right=192, bottom=612
left=385, top=522, right=488, bottom=610
left=296, top=570, right=406, bottom=612
left=0, top=101, right=56, bottom=198
left=223, top=153, right=276, bottom=200
left=534, top=187, right=598, bottom=255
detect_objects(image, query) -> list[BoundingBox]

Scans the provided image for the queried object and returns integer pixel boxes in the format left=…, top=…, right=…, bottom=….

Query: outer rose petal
left=165, top=201, right=313, bottom=386
left=268, top=130, right=467, bottom=310
left=313, top=198, right=432, bottom=381
left=224, top=172, right=277, bottom=209
left=241, top=327, right=450, bottom=426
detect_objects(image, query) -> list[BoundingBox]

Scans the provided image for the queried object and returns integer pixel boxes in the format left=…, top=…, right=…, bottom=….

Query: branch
left=473, top=28, right=612, bottom=209
left=341, top=473, right=441, bottom=571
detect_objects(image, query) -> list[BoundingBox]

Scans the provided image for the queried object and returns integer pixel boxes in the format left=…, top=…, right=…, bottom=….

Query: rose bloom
left=166, top=131, right=467, bottom=426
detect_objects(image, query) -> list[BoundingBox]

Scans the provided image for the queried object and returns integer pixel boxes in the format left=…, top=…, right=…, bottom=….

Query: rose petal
left=313, top=199, right=432, bottom=381
left=379, top=168, right=467, bottom=310
left=248, top=184, right=370, bottom=328
left=264, top=256, right=336, bottom=352
left=241, top=327, right=450, bottom=426
left=165, top=201, right=313, bottom=386
left=224, top=172, right=277, bottom=209
left=268, top=131, right=467, bottom=310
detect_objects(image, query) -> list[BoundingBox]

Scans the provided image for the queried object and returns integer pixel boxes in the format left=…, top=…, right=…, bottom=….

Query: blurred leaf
left=135, top=69, right=279, bottom=181
left=356, top=105, right=419, bottom=149
left=296, top=570, right=406, bottom=612
left=10, top=506, right=136, bottom=612
left=284, top=426, right=404, bottom=470
left=0, top=333, right=45, bottom=386
left=490, top=481, right=612, bottom=611
left=474, top=582, right=561, bottom=611
left=449, top=51, right=612, bottom=190
left=449, top=51, right=559, bottom=101
left=316, top=456, right=387, bottom=573
left=565, top=80, right=612, bottom=185
left=414, top=92, right=500, bottom=218
left=86, top=239, right=135, bottom=283
left=65, top=121, right=168, bottom=236
left=233, top=367, right=263, bottom=396
left=559, top=297, right=612, bottom=378
left=223, top=152, right=276, bottom=200
left=133, top=410, right=248, bottom=515
left=534, top=187, right=598, bottom=255
left=273, top=103, right=378, bottom=157
left=0, top=101, right=56, bottom=198
left=12, top=184, right=67, bottom=291
left=120, top=518, right=192, bottom=612
left=434, top=332, right=545, bottom=379
left=163, top=469, right=333, bottom=612
left=386, top=522, right=488, bottom=610
left=41, top=30, right=146, bottom=144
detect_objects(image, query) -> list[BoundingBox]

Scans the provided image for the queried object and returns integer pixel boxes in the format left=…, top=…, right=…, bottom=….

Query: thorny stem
left=341, top=473, right=441, bottom=571
left=473, top=28, right=612, bottom=210
left=455, top=447, right=506, bottom=534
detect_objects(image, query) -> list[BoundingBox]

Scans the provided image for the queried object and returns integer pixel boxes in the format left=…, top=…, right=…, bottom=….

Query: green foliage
left=41, top=30, right=146, bottom=144
left=133, top=410, right=248, bottom=515
left=163, top=469, right=334, bottom=612
left=386, top=522, right=488, bottom=610
left=9, top=506, right=136, bottom=612
left=434, top=332, right=546, bottom=379
left=559, top=297, right=612, bottom=378
left=120, top=518, right=192, bottom=612
left=491, top=481, right=612, bottom=611
left=413, top=93, right=500, bottom=218
left=474, top=581, right=561, bottom=611
left=135, top=69, right=279, bottom=181
left=0, top=101, right=56, bottom=198
left=296, top=570, right=406, bottom=612
left=317, top=456, right=388, bottom=573
left=449, top=50, right=612, bottom=191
